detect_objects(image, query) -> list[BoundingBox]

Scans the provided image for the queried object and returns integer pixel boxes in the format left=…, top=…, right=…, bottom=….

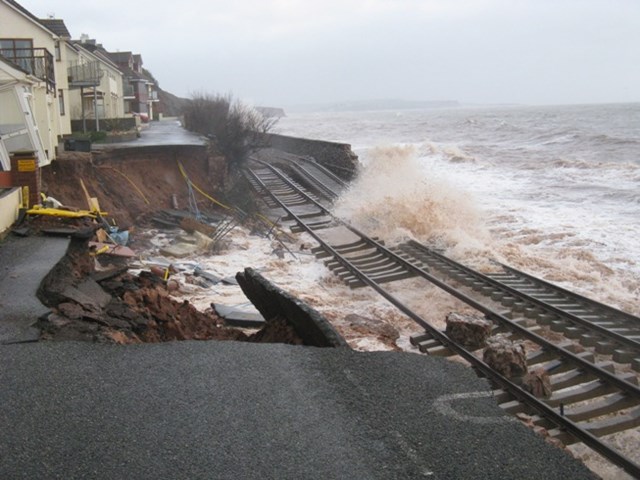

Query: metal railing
left=1, top=48, right=55, bottom=93
left=67, top=61, right=103, bottom=86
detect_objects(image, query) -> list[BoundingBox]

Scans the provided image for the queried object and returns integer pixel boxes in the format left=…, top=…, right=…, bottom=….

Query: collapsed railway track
left=245, top=158, right=640, bottom=477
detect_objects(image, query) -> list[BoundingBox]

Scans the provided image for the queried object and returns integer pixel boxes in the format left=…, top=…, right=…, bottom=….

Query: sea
left=274, top=103, right=640, bottom=316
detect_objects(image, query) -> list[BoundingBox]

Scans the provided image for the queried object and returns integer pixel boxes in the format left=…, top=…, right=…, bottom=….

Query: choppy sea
left=275, top=103, right=640, bottom=314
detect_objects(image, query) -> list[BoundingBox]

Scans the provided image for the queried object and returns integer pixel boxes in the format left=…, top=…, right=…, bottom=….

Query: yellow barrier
left=177, top=161, right=232, bottom=210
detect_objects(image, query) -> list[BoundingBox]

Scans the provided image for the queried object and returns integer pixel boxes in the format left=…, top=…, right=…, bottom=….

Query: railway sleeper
left=547, top=372, right=638, bottom=408
left=415, top=338, right=441, bottom=353
left=332, top=240, right=374, bottom=255
left=595, top=340, right=617, bottom=355
left=536, top=355, right=598, bottom=377
left=499, top=399, right=531, bottom=415
left=564, top=392, right=638, bottom=423
left=526, top=344, right=586, bottom=366
left=612, top=349, right=638, bottom=364
left=550, top=368, right=603, bottom=391
left=491, top=389, right=513, bottom=404
left=578, top=405, right=640, bottom=437
left=344, top=271, right=416, bottom=288
left=565, top=326, right=598, bottom=340
left=536, top=313, right=559, bottom=325
left=424, top=345, right=453, bottom=357
left=325, top=249, right=383, bottom=265
left=409, top=332, right=433, bottom=346
left=360, top=263, right=407, bottom=276
left=292, top=221, right=333, bottom=232
left=367, top=270, right=418, bottom=285
left=350, top=257, right=397, bottom=270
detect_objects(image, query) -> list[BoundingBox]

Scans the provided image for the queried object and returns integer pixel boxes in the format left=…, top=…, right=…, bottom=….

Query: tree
left=183, top=93, right=277, bottom=168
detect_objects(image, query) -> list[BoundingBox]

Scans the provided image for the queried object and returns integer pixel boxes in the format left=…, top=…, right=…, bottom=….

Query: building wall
left=65, top=44, right=125, bottom=126
left=0, top=187, right=22, bottom=236
left=102, top=65, right=124, bottom=118
left=54, top=39, right=71, bottom=136
left=0, top=2, right=65, bottom=163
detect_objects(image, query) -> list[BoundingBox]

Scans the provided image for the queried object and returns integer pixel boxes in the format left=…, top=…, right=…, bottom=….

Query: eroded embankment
left=41, top=145, right=227, bottom=228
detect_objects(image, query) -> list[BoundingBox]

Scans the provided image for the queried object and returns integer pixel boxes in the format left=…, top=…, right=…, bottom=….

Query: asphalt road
left=0, top=235, right=70, bottom=343
left=92, top=118, right=208, bottom=149
left=0, top=341, right=595, bottom=479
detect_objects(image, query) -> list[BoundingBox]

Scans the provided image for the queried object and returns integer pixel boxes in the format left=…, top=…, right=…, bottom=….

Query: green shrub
left=89, top=130, right=108, bottom=143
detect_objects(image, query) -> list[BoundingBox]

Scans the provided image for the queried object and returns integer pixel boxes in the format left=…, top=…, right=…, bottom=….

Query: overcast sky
left=18, top=0, right=640, bottom=107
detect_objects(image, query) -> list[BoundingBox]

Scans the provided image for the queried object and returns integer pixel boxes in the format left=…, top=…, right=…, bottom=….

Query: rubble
left=445, top=312, right=492, bottom=348
left=482, top=335, right=528, bottom=380
left=522, top=367, right=552, bottom=398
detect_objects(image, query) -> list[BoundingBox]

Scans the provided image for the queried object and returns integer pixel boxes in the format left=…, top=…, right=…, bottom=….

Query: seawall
left=265, top=133, right=359, bottom=181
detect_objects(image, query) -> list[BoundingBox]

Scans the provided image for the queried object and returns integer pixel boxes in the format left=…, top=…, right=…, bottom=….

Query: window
left=0, top=39, right=34, bottom=71
left=54, top=41, right=61, bottom=61
left=58, top=89, right=65, bottom=115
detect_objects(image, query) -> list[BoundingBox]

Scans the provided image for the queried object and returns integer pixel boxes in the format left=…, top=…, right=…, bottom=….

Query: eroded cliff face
left=265, top=133, right=359, bottom=181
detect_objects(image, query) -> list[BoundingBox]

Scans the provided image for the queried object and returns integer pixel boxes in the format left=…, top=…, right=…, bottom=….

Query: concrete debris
left=159, top=242, right=198, bottom=258
left=213, top=303, right=265, bottom=328
left=193, top=266, right=221, bottom=284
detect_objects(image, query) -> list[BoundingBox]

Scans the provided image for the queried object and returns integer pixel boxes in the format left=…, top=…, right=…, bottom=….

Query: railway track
left=245, top=159, right=640, bottom=477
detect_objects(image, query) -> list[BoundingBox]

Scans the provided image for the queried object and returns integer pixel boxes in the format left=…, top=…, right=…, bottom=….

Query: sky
left=17, top=0, right=640, bottom=107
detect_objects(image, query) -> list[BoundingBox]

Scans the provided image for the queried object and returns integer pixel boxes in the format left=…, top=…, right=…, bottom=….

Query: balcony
left=123, top=83, right=135, bottom=99
left=1, top=48, right=55, bottom=93
left=67, top=61, right=103, bottom=88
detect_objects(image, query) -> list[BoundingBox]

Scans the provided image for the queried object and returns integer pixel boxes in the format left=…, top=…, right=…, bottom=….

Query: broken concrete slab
left=193, top=266, right=221, bottom=284
left=213, top=303, right=265, bottom=328
left=236, top=267, right=348, bottom=348
left=159, top=243, right=197, bottom=258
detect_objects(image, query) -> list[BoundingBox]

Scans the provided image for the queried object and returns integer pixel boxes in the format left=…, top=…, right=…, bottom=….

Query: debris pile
left=37, top=243, right=247, bottom=344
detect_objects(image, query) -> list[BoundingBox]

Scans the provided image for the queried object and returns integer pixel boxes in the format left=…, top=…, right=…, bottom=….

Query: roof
left=70, top=41, right=122, bottom=74
left=39, top=19, right=71, bottom=38
left=107, top=51, right=133, bottom=64
left=2, top=0, right=58, bottom=37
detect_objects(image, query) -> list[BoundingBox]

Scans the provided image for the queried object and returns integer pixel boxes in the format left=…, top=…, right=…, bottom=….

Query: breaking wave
left=333, top=145, right=490, bottom=255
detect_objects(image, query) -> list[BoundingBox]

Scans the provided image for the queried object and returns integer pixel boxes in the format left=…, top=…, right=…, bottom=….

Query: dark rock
left=522, top=367, right=552, bottom=398
left=445, top=312, right=492, bottom=348
left=77, top=278, right=112, bottom=309
left=60, top=285, right=101, bottom=310
left=482, top=335, right=528, bottom=380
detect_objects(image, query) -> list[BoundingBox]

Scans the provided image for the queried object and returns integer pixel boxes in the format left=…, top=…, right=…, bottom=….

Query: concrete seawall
left=265, top=133, right=359, bottom=181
